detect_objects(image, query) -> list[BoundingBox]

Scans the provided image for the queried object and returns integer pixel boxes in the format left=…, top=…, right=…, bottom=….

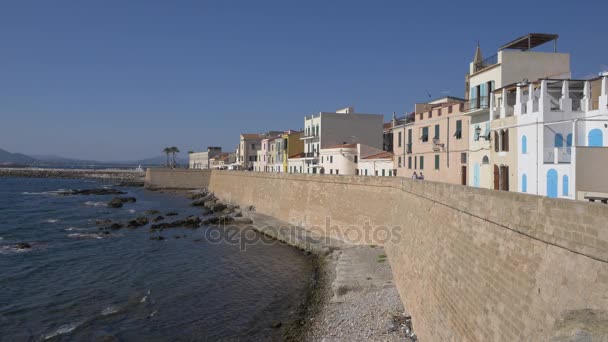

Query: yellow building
left=282, top=130, right=304, bottom=172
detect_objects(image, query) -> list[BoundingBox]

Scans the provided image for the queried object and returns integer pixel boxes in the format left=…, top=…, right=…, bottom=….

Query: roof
left=241, top=133, right=261, bottom=139
left=362, top=151, right=393, bottom=160
left=324, top=143, right=357, bottom=149
left=499, top=33, right=558, bottom=51
left=288, top=152, right=306, bottom=159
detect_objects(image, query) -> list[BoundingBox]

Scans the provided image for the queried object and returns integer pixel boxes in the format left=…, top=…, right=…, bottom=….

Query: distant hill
left=1, top=149, right=189, bottom=167
left=0, top=148, right=38, bottom=164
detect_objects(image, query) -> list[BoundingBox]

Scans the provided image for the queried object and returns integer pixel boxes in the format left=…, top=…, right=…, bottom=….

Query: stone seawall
left=144, top=168, right=211, bottom=189
left=207, top=170, right=608, bottom=341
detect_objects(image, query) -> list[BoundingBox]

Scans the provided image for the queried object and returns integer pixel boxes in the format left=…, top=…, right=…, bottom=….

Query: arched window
left=521, top=135, right=527, bottom=154
left=562, top=175, right=569, bottom=196
left=547, top=169, right=558, bottom=198
left=554, top=133, right=564, bottom=148
left=482, top=155, right=489, bottom=164
left=588, top=129, right=603, bottom=147
left=522, top=174, right=527, bottom=193
left=566, top=133, right=573, bottom=147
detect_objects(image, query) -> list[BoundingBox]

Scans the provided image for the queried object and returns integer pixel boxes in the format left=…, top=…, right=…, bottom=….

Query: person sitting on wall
left=419, top=172, right=424, bottom=180
left=412, top=172, right=418, bottom=179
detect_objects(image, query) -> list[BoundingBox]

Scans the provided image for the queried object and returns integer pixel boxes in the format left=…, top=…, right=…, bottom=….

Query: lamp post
left=475, top=126, right=482, bottom=141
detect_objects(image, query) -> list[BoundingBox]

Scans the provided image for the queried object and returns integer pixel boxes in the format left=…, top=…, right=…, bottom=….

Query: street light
left=475, top=126, right=482, bottom=140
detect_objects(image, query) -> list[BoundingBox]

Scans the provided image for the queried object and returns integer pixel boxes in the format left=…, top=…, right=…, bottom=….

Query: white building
left=464, top=33, right=571, bottom=190
left=493, top=74, right=608, bottom=200
left=319, top=144, right=357, bottom=175
left=188, top=147, right=222, bottom=169
left=291, top=106, right=384, bottom=174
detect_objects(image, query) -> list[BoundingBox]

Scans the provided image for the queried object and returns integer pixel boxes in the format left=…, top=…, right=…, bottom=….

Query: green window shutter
left=435, top=155, right=439, bottom=169
left=434, top=125, right=440, bottom=140
left=420, top=156, right=424, bottom=170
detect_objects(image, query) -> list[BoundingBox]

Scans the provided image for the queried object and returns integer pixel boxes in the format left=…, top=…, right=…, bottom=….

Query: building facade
left=464, top=33, right=571, bottom=190
left=507, top=75, right=608, bottom=200
left=291, top=106, right=384, bottom=174
left=188, top=147, right=222, bottom=169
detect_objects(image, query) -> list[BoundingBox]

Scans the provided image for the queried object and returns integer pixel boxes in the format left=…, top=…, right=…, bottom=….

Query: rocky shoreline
left=0, top=167, right=145, bottom=184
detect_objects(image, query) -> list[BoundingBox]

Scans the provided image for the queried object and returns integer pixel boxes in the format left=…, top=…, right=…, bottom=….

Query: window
left=330, top=156, right=333, bottom=163
left=434, top=124, right=440, bottom=140
left=501, top=129, right=509, bottom=151
left=336, top=170, right=339, bottom=175
left=398, top=156, right=402, bottom=167
left=448, top=106, right=453, bottom=114
left=355, top=169, right=359, bottom=175
left=454, top=120, right=462, bottom=139
left=398, top=132, right=402, bottom=147
left=375, top=170, right=379, bottom=176
left=321, top=156, right=324, bottom=163
left=554, top=133, right=564, bottom=148
left=563, top=175, right=569, bottom=196
left=494, top=131, right=500, bottom=152
left=420, top=156, right=424, bottom=170
left=251, top=143, right=255, bottom=149
left=434, top=155, right=439, bottom=169
left=382, top=169, right=385, bottom=176
left=428, top=110, right=432, bottom=119
left=389, top=170, right=393, bottom=176
left=414, top=156, right=417, bottom=169
left=354, top=155, right=358, bottom=163
left=461, top=153, right=467, bottom=164
left=522, top=174, right=527, bottom=193
left=421, top=127, right=429, bottom=142
left=522, top=135, right=528, bottom=154
left=365, top=169, right=368, bottom=176
left=566, top=133, right=573, bottom=147
left=408, top=156, right=412, bottom=169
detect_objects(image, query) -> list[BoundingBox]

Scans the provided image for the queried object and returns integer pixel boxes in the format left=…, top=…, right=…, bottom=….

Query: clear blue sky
left=1, top=0, right=606, bottom=161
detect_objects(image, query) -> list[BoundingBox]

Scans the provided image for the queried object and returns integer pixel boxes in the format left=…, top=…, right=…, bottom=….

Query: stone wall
left=208, top=170, right=608, bottom=341
left=144, top=168, right=211, bottom=189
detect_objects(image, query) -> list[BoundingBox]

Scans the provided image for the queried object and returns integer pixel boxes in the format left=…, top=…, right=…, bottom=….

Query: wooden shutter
left=493, top=165, right=499, bottom=190
left=494, top=132, right=499, bottom=152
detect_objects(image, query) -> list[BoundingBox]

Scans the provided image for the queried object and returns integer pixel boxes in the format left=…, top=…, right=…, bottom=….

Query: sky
left=1, top=0, right=607, bottom=161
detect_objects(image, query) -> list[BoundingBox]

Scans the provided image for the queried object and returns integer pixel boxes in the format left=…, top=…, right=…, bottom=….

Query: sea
left=0, top=177, right=312, bottom=341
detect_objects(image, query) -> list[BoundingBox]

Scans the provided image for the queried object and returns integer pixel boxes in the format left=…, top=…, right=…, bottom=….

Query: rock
left=107, top=198, right=124, bottom=208
left=150, top=236, right=165, bottom=241
left=234, top=211, right=243, bottom=218
left=232, top=217, right=253, bottom=224
left=183, top=215, right=201, bottom=228
left=271, top=320, right=282, bottom=328
left=95, top=219, right=113, bottom=225
left=103, top=231, right=111, bottom=235
left=247, top=205, right=256, bottom=211
left=211, top=203, right=227, bottom=212
left=109, top=223, right=124, bottom=230
left=144, top=210, right=160, bottom=215
left=153, top=215, right=165, bottom=222
left=127, top=216, right=149, bottom=228
left=165, top=212, right=179, bottom=216
left=202, top=215, right=233, bottom=225
left=187, top=189, right=209, bottom=199
left=58, top=188, right=127, bottom=196
left=117, top=181, right=144, bottom=187
left=107, top=197, right=136, bottom=208
left=15, top=242, right=32, bottom=249
left=191, top=199, right=207, bottom=207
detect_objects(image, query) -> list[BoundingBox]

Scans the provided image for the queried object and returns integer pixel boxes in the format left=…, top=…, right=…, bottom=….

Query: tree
left=170, top=146, right=180, bottom=168
left=162, top=147, right=172, bottom=167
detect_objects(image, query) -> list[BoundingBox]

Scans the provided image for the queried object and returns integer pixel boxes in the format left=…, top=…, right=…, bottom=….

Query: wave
left=84, top=201, right=107, bottom=207
left=68, top=233, right=103, bottom=240
left=101, top=305, right=120, bottom=316
left=46, top=219, right=59, bottom=223
left=0, top=245, right=32, bottom=254
left=42, top=322, right=82, bottom=340
left=128, top=209, right=135, bottom=213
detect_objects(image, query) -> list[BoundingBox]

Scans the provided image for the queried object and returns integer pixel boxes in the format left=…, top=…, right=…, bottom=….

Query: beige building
left=236, top=131, right=282, bottom=171
left=396, top=98, right=470, bottom=184
left=188, top=147, right=222, bottom=169
left=464, top=33, right=571, bottom=190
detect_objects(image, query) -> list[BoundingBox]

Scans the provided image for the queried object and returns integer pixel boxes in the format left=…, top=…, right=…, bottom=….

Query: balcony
left=473, top=54, right=498, bottom=73
left=544, top=147, right=571, bottom=164
left=464, top=96, right=490, bottom=115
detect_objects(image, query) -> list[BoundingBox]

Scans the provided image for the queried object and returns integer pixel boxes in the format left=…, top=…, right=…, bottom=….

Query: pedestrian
left=419, top=172, right=424, bottom=180
left=412, top=172, right=418, bottom=179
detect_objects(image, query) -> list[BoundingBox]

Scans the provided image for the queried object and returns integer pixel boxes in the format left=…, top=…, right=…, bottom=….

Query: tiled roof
left=288, top=152, right=306, bottom=158
left=324, top=143, right=357, bottom=149
left=362, top=151, right=393, bottom=160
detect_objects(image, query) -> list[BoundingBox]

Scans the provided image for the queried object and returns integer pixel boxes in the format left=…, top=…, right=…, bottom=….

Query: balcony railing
left=474, top=54, right=498, bottom=73
left=544, top=147, right=571, bottom=164
left=302, top=152, right=319, bottom=159
left=464, top=96, right=490, bottom=112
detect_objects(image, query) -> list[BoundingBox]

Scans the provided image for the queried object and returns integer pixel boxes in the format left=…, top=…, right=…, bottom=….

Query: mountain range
left=0, top=148, right=188, bottom=167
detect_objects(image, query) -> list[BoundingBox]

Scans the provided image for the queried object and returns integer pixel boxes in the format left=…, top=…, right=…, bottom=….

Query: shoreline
left=0, top=167, right=145, bottom=183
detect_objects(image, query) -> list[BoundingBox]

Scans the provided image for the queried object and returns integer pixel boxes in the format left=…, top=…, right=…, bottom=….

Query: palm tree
left=162, top=147, right=172, bottom=167
left=170, top=146, right=180, bottom=168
